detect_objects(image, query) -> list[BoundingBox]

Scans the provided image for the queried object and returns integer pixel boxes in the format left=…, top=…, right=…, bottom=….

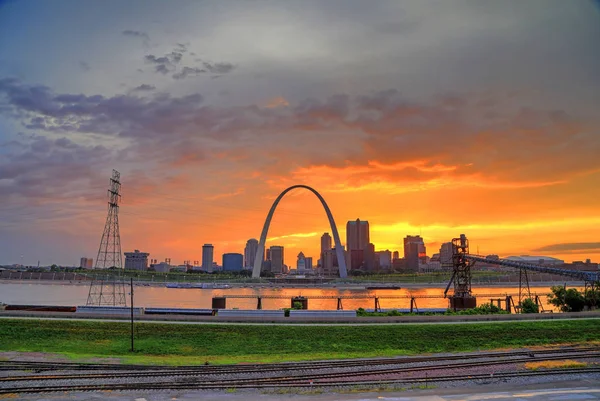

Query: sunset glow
left=1, top=1, right=599, bottom=266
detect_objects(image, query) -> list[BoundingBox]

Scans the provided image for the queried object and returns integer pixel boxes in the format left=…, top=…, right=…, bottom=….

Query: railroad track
left=1, top=345, right=597, bottom=373
left=1, top=367, right=599, bottom=394
left=2, top=350, right=600, bottom=383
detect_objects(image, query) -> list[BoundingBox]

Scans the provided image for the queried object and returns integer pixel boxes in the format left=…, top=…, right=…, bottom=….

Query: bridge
left=446, top=234, right=599, bottom=309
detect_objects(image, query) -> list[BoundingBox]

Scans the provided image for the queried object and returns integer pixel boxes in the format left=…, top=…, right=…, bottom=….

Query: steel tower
left=87, top=170, right=126, bottom=306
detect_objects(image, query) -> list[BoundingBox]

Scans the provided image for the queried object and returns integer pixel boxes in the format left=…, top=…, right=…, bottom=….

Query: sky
left=1, top=0, right=599, bottom=267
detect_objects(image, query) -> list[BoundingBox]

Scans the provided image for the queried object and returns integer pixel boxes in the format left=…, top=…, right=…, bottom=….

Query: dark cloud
left=0, top=135, right=113, bottom=201
left=172, top=67, right=205, bottom=80
left=78, top=61, right=90, bottom=72
left=533, top=243, right=600, bottom=253
left=143, top=46, right=235, bottom=79
left=131, top=84, right=156, bottom=92
left=1, top=78, right=598, bottom=188
left=122, top=30, right=149, bottom=40
left=144, top=55, right=171, bottom=64
left=202, top=61, right=235, bottom=74
left=155, top=64, right=170, bottom=74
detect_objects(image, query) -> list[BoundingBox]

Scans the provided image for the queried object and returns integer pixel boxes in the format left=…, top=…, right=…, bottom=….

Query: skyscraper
left=202, top=244, right=214, bottom=272
left=393, top=250, right=400, bottom=260
left=404, top=236, right=426, bottom=272
left=244, top=238, right=259, bottom=268
left=364, top=243, right=376, bottom=271
left=440, top=242, right=454, bottom=270
left=346, top=219, right=369, bottom=251
left=377, top=250, right=392, bottom=268
left=223, top=253, right=243, bottom=271
left=297, top=252, right=306, bottom=271
left=322, top=249, right=335, bottom=275
left=320, top=232, right=332, bottom=265
left=269, top=245, right=284, bottom=274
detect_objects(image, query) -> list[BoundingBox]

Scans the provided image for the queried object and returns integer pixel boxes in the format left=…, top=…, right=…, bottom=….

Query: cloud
left=0, top=135, right=114, bottom=203
left=143, top=44, right=235, bottom=80
left=122, top=30, right=149, bottom=40
left=172, top=66, right=205, bottom=80
left=0, top=78, right=598, bottom=194
left=131, top=84, right=156, bottom=92
left=205, top=188, right=245, bottom=200
left=78, top=61, right=90, bottom=72
left=201, top=61, right=235, bottom=74
left=533, top=243, right=600, bottom=253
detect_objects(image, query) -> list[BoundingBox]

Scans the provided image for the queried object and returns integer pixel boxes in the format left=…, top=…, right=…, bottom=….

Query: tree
left=520, top=298, right=539, bottom=314
left=547, top=286, right=585, bottom=312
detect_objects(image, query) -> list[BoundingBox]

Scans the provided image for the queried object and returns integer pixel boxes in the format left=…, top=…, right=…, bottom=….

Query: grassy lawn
left=0, top=318, right=599, bottom=365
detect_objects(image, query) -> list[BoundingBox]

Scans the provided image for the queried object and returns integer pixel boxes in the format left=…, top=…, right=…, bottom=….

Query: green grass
left=0, top=319, right=599, bottom=365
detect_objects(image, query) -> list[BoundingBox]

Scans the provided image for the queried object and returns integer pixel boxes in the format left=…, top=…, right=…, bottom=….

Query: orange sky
left=1, top=1, right=600, bottom=266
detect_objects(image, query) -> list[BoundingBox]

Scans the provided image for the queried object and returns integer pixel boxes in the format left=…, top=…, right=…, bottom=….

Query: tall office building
left=297, top=252, right=306, bottom=271
left=322, top=249, right=335, bottom=276
left=320, top=233, right=332, bottom=265
left=202, top=244, right=214, bottom=272
left=124, top=250, right=149, bottom=270
left=393, top=250, right=400, bottom=260
left=269, top=245, right=284, bottom=274
left=439, top=242, right=454, bottom=270
left=346, top=219, right=370, bottom=252
left=404, top=236, right=426, bottom=272
left=80, top=257, right=93, bottom=269
left=223, top=253, right=243, bottom=271
left=244, top=238, right=259, bottom=268
left=364, top=243, right=376, bottom=271
left=377, top=249, right=392, bottom=268
left=305, top=257, right=313, bottom=271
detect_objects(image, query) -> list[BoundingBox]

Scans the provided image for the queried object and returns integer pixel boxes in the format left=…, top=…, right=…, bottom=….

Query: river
left=0, top=281, right=577, bottom=311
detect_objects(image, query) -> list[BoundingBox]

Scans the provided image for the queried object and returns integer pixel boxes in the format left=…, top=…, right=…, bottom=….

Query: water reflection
left=0, top=282, right=581, bottom=311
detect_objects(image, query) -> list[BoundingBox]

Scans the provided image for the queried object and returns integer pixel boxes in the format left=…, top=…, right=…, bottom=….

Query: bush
left=547, top=286, right=586, bottom=312
left=521, top=298, right=539, bottom=314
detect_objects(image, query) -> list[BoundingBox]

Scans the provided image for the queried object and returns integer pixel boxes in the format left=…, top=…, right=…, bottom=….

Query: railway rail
left=1, top=367, right=599, bottom=394
left=1, top=346, right=598, bottom=394
left=0, top=346, right=596, bottom=374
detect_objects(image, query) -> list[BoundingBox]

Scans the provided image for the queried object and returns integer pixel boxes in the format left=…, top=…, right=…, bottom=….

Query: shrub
left=547, top=286, right=585, bottom=312
left=521, top=298, right=539, bottom=314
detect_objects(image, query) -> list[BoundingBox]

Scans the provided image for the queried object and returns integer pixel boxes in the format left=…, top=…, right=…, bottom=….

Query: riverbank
left=0, top=279, right=584, bottom=288
left=0, top=318, right=599, bottom=365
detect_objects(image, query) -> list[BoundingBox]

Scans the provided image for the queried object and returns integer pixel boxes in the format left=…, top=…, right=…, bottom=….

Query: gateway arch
left=252, top=185, right=348, bottom=278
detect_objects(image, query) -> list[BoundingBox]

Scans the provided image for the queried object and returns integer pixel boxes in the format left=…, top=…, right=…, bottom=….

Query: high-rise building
left=80, top=257, right=93, bottom=269
left=269, top=245, right=284, bottom=274
left=124, top=250, right=149, bottom=270
left=346, top=219, right=369, bottom=251
left=393, top=250, right=400, bottom=260
left=223, top=253, right=243, bottom=271
left=350, top=249, right=364, bottom=270
left=202, top=244, right=214, bottom=272
left=364, top=243, right=376, bottom=272
left=404, top=236, right=426, bottom=272
left=320, top=233, right=332, bottom=265
left=305, top=257, right=313, bottom=271
left=440, top=242, right=454, bottom=270
left=322, top=249, right=335, bottom=275
left=244, top=238, right=259, bottom=269
left=297, top=252, right=306, bottom=271
left=377, top=250, right=392, bottom=268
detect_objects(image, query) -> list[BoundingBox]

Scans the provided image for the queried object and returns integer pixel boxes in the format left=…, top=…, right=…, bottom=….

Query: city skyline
left=1, top=1, right=600, bottom=266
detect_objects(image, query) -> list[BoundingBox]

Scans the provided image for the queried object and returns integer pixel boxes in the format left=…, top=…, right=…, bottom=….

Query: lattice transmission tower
left=87, top=169, right=127, bottom=306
